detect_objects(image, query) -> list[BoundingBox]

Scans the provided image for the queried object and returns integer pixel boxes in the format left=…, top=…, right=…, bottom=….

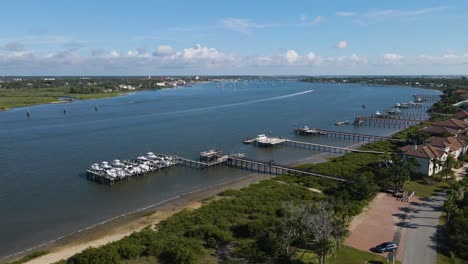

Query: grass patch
left=0, top=88, right=123, bottom=110
left=6, top=251, right=49, bottom=264
left=295, top=246, right=399, bottom=264
left=403, top=179, right=449, bottom=198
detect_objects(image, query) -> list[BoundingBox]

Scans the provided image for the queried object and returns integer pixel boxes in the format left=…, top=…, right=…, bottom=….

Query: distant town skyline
left=0, top=0, right=467, bottom=75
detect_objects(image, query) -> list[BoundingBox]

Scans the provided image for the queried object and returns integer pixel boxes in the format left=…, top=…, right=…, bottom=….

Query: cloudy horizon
left=1, top=1, right=467, bottom=75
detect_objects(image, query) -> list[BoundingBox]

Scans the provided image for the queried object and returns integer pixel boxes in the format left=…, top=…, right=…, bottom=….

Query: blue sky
left=0, top=0, right=467, bottom=75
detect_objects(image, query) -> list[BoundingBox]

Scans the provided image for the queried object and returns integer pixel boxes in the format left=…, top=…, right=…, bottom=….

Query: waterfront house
left=420, top=125, right=461, bottom=137
left=424, top=136, right=468, bottom=159
left=454, top=111, right=468, bottom=122
left=400, top=144, right=447, bottom=176
left=431, top=118, right=468, bottom=133
left=420, top=118, right=468, bottom=137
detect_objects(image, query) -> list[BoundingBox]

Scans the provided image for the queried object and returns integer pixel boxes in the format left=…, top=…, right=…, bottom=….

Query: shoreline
left=3, top=130, right=401, bottom=263
left=12, top=173, right=273, bottom=264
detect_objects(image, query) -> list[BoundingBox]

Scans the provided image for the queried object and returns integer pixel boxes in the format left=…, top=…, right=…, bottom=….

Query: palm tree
left=312, top=237, right=334, bottom=264
left=331, top=218, right=349, bottom=251
left=443, top=156, right=456, bottom=181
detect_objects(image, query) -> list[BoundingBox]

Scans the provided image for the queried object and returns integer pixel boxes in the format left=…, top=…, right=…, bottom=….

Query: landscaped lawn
left=295, top=246, right=399, bottom=264
left=403, top=179, right=449, bottom=198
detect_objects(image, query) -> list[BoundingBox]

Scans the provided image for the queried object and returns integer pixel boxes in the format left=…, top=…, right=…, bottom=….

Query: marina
left=86, top=153, right=177, bottom=184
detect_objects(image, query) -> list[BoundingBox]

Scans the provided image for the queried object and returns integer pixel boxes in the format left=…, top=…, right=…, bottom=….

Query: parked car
left=374, top=242, right=397, bottom=253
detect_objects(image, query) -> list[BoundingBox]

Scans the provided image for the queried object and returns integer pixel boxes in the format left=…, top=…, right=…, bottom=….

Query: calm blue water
left=0, top=80, right=440, bottom=258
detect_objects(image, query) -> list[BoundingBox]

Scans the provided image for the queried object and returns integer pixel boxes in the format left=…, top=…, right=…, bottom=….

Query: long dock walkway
left=226, top=157, right=347, bottom=182
left=285, top=140, right=386, bottom=154
left=301, top=128, right=401, bottom=142
left=413, top=94, right=441, bottom=102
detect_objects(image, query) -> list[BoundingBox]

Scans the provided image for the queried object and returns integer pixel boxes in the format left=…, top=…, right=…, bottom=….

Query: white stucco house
left=400, top=144, right=447, bottom=176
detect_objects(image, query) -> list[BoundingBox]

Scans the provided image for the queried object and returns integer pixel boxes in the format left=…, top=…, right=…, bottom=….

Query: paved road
left=402, top=193, right=445, bottom=264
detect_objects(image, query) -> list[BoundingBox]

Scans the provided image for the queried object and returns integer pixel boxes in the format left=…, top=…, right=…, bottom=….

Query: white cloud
left=220, top=18, right=266, bottom=33
left=336, top=40, right=348, bottom=49
left=153, top=45, right=174, bottom=56
left=108, top=50, right=120, bottom=58
left=2, top=45, right=468, bottom=75
left=384, top=53, right=404, bottom=61
left=333, top=53, right=367, bottom=64
left=183, top=44, right=222, bottom=60
left=127, top=48, right=149, bottom=58
left=284, top=50, right=300, bottom=63
left=443, top=53, right=458, bottom=59
left=366, top=6, right=450, bottom=18
left=336, top=11, right=356, bottom=17
left=307, top=52, right=317, bottom=61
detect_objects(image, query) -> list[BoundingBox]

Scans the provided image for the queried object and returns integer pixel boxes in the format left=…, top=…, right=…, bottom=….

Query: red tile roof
left=425, top=136, right=467, bottom=152
left=400, top=144, right=445, bottom=159
left=431, top=118, right=468, bottom=130
left=454, top=111, right=468, bottom=120
left=420, top=125, right=460, bottom=136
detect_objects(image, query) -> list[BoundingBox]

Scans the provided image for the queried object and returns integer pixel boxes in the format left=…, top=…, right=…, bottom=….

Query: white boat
left=106, top=169, right=118, bottom=178
left=146, top=152, right=158, bottom=159
left=137, top=156, right=149, bottom=161
left=90, top=163, right=102, bottom=171
left=335, top=121, right=350, bottom=126
left=112, top=159, right=124, bottom=167
left=101, top=161, right=112, bottom=169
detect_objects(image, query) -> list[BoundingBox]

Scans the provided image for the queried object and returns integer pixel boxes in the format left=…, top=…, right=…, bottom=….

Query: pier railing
left=296, top=128, right=401, bottom=142
left=225, top=157, right=347, bottom=182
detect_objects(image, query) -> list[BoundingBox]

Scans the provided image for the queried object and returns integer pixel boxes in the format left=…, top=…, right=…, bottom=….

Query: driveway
left=402, top=193, right=445, bottom=264
left=345, top=193, right=404, bottom=259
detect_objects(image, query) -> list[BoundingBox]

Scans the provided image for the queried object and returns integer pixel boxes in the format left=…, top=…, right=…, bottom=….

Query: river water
left=0, top=80, right=440, bottom=258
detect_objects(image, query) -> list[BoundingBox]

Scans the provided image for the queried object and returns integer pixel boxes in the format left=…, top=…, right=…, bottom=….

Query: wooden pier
left=413, top=94, right=441, bottom=102
left=297, top=128, right=401, bottom=142
left=225, top=157, right=347, bottom=182
left=354, top=116, right=425, bottom=128
left=176, top=156, right=227, bottom=169
left=284, top=140, right=386, bottom=154
left=243, top=134, right=287, bottom=147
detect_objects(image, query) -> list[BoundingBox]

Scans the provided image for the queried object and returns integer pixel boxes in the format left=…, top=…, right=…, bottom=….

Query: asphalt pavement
left=402, top=193, right=445, bottom=264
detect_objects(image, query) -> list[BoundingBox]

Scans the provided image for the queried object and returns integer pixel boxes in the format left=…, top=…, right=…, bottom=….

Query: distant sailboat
left=63, top=108, right=67, bottom=115
left=95, top=105, right=98, bottom=112
left=362, top=104, right=366, bottom=109
left=26, top=109, right=31, bottom=118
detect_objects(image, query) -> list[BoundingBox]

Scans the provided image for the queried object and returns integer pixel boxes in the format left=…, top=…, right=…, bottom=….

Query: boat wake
left=159, top=89, right=314, bottom=116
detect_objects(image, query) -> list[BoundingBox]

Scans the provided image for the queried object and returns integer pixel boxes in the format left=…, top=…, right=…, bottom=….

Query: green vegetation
left=0, top=77, right=197, bottom=110
left=5, top=251, right=48, bottom=264
left=438, top=178, right=468, bottom=262
left=295, top=246, right=399, bottom=264
left=301, top=76, right=468, bottom=91
left=0, top=87, right=122, bottom=110
left=64, top=136, right=416, bottom=263
left=403, top=179, right=449, bottom=199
